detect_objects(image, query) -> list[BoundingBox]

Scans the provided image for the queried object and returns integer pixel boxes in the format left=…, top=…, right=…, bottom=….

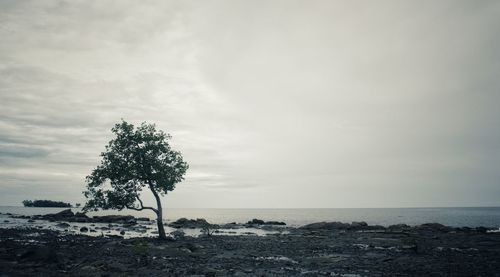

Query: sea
left=1, top=206, right=500, bottom=228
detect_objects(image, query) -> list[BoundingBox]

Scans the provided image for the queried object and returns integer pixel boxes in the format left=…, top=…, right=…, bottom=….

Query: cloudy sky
left=1, top=0, right=499, bottom=208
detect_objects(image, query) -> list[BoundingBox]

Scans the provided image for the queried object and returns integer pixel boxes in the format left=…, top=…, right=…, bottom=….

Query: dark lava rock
left=54, top=209, right=74, bottom=218
left=56, top=222, right=70, bottom=228
left=75, top=212, right=88, bottom=218
left=416, top=223, right=453, bottom=232
left=92, top=215, right=136, bottom=224
left=300, top=221, right=382, bottom=231
left=246, top=219, right=286, bottom=226
left=388, top=224, right=412, bottom=231
left=170, top=218, right=214, bottom=228
left=18, top=246, right=58, bottom=263
left=301, top=221, right=351, bottom=230
left=80, top=227, right=89, bottom=232
left=248, top=219, right=265, bottom=225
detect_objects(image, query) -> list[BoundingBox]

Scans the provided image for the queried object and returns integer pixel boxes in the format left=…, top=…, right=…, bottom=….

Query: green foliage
left=22, top=199, right=72, bottom=207
left=82, top=120, right=188, bottom=212
left=201, top=222, right=217, bottom=237
left=132, top=239, right=149, bottom=256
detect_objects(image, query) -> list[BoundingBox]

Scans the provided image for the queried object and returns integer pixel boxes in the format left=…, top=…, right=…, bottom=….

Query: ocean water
left=1, top=206, right=500, bottom=228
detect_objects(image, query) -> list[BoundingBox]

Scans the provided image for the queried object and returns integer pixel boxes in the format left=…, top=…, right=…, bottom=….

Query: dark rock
left=80, top=227, right=89, bottom=232
left=75, top=212, right=88, bottom=218
left=475, top=226, right=489, bottom=233
left=92, top=215, right=137, bottom=224
left=54, top=209, right=74, bottom=218
left=106, top=234, right=123, bottom=239
left=3, top=220, right=9, bottom=223
left=137, top=217, right=150, bottom=221
left=300, top=221, right=351, bottom=230
left=264, top=221, right=286, bottom=226
left=351, top=221, right=368, bottom=228
left=56, top=222, right=70, bottom=228
left=170, top=218, right=214, bottom=228
left=247, top=219, right=265, bottom=225
left=120, top=230, right=126, bottom=235
left=18, top=246, right=58, bottom=263
left=416, top=223, right=453, bottom=232
left=388, top=224, right=411, bottom=230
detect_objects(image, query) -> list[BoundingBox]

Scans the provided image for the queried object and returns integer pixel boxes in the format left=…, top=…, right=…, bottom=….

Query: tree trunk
left=149, top=185, right=167, bottom=240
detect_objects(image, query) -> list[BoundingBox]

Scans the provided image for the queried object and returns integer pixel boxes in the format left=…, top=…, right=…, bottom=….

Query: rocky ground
left=1, top=221, right=500, bottom=276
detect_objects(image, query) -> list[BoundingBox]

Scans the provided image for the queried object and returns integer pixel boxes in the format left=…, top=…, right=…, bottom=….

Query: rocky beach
left=1, top=210, right=500, bottom=276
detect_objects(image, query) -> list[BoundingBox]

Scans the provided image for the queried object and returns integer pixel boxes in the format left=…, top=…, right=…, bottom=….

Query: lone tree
left=83, top=120, right=188, bottom=239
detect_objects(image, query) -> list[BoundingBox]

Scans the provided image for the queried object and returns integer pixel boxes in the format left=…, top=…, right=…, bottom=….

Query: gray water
left=1, top=206, right=500, bottom=228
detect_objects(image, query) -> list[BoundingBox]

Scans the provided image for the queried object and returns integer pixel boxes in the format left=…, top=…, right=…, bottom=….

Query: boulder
left=264, top=221, right=286, bottom=226
left=54, top=209, right=74, bottom=218
left=169, top=218, right=214, bottom=229
left=388, top=224, right=411, bottom=231
left=415, top=223, right=453, bottom=232
left=56, top=222, right=71, bottom=228
left=247, top=219, right=265, bottom=225
left=18, top=246, right=58, bottom=263
left=80, top=226, right=89, bottom=232
left=300, top=221, right=351, bottom=230
left=92, top=215, right=136, bottom=224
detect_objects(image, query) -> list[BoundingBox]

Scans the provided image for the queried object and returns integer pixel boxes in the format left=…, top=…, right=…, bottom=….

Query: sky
left=1, top=0, right=499, bottom=208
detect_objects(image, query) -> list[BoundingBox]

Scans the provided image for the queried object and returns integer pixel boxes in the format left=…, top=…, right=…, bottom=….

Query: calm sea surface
left=1, top=206, right=500, bottom=228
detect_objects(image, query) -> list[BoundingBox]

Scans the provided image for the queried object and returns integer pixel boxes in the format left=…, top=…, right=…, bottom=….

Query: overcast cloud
left=1, top=0, right=499, bottom=208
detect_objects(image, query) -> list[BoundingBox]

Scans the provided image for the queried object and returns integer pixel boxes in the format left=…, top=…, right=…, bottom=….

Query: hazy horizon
left=1, top=0, right=500, bottom=208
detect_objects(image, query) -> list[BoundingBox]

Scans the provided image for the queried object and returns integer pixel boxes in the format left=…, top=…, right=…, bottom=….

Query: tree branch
left=135, top=195, right=158, bottom=213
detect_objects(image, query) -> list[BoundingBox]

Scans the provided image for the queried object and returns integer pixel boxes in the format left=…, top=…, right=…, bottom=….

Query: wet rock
left=75, top=212, right=88, bottom=218
left=92, top=215, right=137, bottom=224
left=170, top=218, right=215, bottom=229
left=416, top=223, right=453, bottom=232
left=300, top=221, right=351, bottom=230
left=265, top=221, right=286, bottom=225
left=56, top=222, right=71, bottom=228
left=351, top=221, right=368, bottom=228
left=246, top=219, right=286, bottom=226
left=80, top=227, right=89, bottom=232
left=54, top=209, right=75, bottom=218
left=18, top=246, right=58, bottom=263
left=388, top=224, right=411, bottom=231
left=171, top=229, right=185, bottom=239
left=120, top=230, right=126, bottom=235
left=248, top=219, right=265, bottom=225
left=137, top=217, right=150, bottom=221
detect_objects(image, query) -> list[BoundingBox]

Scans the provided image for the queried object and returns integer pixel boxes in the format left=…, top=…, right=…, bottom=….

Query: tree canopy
left=83, top=120, right=188, bottom=239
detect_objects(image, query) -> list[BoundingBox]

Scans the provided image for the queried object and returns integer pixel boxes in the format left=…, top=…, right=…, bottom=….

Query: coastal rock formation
left=246, top=219, right=286, bottom=226
left=28, top=209, right=137, bottom=225
left=169, top=218, right=216, bottom=229
left=300, top=221, right=380, bottom=231
left=1, top=226, right=499, bottom=276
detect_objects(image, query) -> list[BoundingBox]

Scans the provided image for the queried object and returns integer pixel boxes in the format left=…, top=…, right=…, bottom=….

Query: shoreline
left=1, top=211, right=500, bottom=276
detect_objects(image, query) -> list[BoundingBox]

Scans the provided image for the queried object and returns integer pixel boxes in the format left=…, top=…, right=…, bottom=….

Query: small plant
left=170, top=229, right=185, bottom=239
left=201, top=222, right=217, bottom=237
left=132, top=239, right=149, bottom=256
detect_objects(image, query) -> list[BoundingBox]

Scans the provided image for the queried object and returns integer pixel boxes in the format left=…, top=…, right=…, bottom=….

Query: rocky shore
left=1, top=212, right=500, bottom=276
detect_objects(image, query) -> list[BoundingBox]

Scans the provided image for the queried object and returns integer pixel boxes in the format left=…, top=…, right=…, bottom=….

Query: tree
left=83, top=120, right=188, bottom=240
